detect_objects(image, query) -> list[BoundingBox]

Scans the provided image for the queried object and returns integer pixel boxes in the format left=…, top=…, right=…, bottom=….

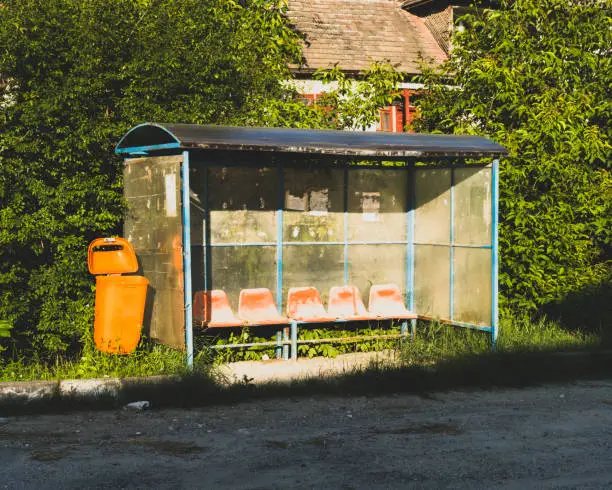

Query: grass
left=0, top=311, right=609, bottom=413
left=399, top=312, right=601, bottom=366
left=0, top=337, right=209, bottom=382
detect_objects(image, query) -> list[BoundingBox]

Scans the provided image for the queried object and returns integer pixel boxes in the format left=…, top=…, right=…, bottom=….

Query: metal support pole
left=203, top=167, right=211, bottom=292
left=491, top=159, right=500, bottom=350
left=276, top=162, right=286, bottom=361
left=407, top=166, right=417, bottom=341
left=182, top=150, right=194, bottom=370
left=343, top=166, right=349, bottom=284
left=276, top=163, right=284, bottom=312
left=449, top=168, right=455, bottom=321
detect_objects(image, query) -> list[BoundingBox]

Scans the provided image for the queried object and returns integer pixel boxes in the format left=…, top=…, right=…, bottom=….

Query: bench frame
left=196, top=284, right=417, bottom=361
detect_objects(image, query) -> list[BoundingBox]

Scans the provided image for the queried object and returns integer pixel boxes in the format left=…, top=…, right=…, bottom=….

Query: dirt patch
left=376, top=422, right=464, bottom=436
left=264, top=439, right=291, bottom=449
left=127, top=438, right=206, bottom=457
left=30, top=446, right=73, bottom=462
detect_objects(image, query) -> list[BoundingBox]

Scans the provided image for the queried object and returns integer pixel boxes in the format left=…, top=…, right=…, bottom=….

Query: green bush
left=0, top=0, right=308, bottom=357
left=414, top=0, right=611, bottom=323
left=0, top=1, right=401, bottom=360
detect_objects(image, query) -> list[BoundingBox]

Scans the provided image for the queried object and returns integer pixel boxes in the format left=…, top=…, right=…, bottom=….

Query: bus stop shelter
left=115, top=124, right=508, bottom=367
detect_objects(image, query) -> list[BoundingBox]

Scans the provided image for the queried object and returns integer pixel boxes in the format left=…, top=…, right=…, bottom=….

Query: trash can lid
left=88, top=237, right=139, bottom=275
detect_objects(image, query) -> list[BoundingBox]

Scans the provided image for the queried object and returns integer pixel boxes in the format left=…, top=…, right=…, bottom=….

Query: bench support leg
left=400, top=320, right=408, bottom=336
left=410, top=318, right=417, bottom=340
left=290, top=321, right=298, bottom=361
left=282, top=327, right=289, bottom=360
left=275, top=331, right=282, bottom=359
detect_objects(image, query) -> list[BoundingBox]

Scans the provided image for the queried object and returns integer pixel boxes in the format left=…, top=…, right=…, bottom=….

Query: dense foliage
left=0, top=0, right=312, bottom=355
left=4, top=0, right=607, bottom=361
left=414, top=0, right=611, bottom=326
left=0, top=0, right=400, bottom=357
left=315, top=62, right=403, bottom=130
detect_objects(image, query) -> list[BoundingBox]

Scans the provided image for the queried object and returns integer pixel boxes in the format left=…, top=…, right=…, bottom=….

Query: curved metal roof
left=115, top=123, right=508, bottom=159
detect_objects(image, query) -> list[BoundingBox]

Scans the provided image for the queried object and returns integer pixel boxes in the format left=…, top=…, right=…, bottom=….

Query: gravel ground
left=1, top=379, right=612, bottom=489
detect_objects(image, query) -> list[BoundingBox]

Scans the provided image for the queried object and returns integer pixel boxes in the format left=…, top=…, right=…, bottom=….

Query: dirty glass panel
left=189, top=167, right=207, bottom=247
left=414, top=168, right=451, bottom=244
left=348, top=245, right=407, bottom=304
left=123, top=156, right=185, bottom=349
left=189, top=167, right=207, bottom=294
left=137, top=253, right=185, bottom=349
left=210, top=246, right=277, bottom=309
left=414, top=244, right=450, bottom=319
left=190, top=245, right=205, bottom=295
left=124, top=156, right=183, bottom=253
left=453, top=247, right=492, bottom=326
left=208, top=167, right=277, bottom=244
left=454, top=167, right=492, bottom=246
left=284, top=167, right=344, bottom=243
left=348, top=169, right=408, bottom=243
left=282, top=245, right=344, bottom=309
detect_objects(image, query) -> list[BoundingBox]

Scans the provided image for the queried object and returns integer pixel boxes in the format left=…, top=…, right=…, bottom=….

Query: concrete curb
left=0, top=375, right=182, bottom=411
left=0, top=351, right=397, bottom=412
left=0, top=380, right=58, bottom=405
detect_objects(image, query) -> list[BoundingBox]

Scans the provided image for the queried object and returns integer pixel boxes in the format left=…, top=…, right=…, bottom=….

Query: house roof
left=115, top=123, right=508, bottom=159
left=287, top=0, right=448, bottom=75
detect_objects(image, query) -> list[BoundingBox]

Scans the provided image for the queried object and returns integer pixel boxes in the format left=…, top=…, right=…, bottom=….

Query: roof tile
left=287, top=0, right=448, bottom=74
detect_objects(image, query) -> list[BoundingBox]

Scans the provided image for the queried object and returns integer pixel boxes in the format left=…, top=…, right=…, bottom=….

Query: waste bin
left=87, top=237, right=148, bottom=354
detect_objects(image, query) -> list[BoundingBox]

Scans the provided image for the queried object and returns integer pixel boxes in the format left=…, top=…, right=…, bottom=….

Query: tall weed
left=400, top=312, right=601, bottom=365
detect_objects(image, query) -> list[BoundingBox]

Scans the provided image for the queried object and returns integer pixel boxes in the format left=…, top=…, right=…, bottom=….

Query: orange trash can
left=87, top=237, right=148, bottom=354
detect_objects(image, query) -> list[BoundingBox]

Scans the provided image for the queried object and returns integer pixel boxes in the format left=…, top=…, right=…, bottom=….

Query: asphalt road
left=1, top=379, right=612, bottom=489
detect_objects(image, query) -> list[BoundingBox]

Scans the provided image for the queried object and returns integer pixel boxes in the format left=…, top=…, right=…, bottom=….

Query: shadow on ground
left=2, top=347, right=611, bottom=416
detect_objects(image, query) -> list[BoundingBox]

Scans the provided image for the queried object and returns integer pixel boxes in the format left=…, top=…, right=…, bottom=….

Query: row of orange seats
left=193, top=284, right=416, bottom=328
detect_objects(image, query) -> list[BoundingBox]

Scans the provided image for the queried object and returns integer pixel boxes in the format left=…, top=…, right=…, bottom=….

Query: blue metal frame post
left=449, top=168, right=455, bottom=322
left=276, top=162, right=285, bottom=310
left=491, top=160, right=500, bottom=349
left=407, top=166, right=417, bottom=338
left=203, top=167, right=211, bottom=292
left=276, top=163, right=286, bottom=359
left=343, top=166, right=349, bottom=285
left=182, top=151, right=194, bottom=370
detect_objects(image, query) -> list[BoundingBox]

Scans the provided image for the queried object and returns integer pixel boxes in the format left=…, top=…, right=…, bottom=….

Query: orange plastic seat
left=327, top=285, right=378, bottom=321
left=287, top=287, right=337, bottom=322
left=368, top=283, right=417, bottom=320
left=193, top=290, right=245, bottom=328
left=238, top=288, right=289, bottom=325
